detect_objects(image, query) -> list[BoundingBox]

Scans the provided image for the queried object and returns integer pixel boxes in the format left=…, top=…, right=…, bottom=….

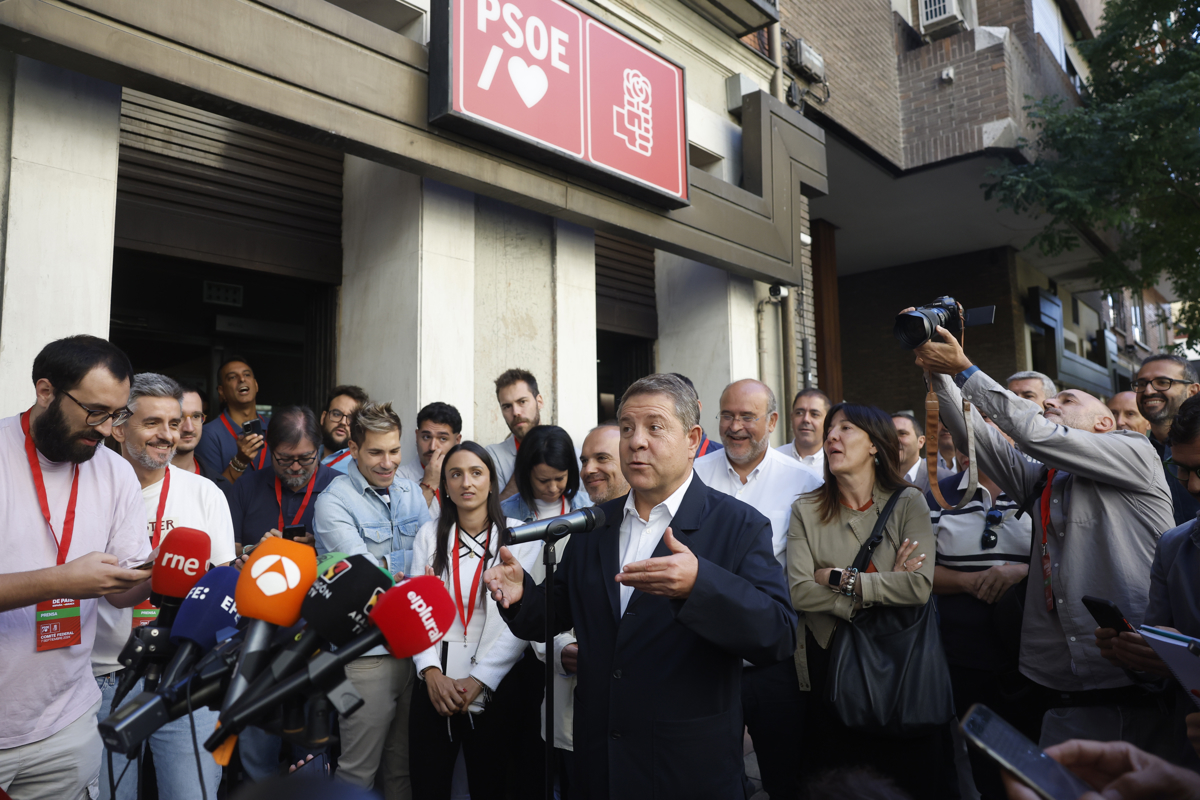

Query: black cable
left=187, top=677, right=209, bottom=800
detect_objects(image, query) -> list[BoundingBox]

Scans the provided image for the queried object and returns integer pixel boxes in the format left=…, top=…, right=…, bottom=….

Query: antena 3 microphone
left=223, top=539, right=317, bottom=715
left=206, top=576, right=456, bottom=752
left=508, top=506, right=606, bottom=544
left=159, top=567, right=240, bottom=687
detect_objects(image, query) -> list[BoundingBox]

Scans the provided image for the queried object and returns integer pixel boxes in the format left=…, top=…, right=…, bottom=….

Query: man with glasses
left=0, top=336, right=153, bottom=800
left=913, top=319, right=1174, bottom=754
left=1134, top=354, right=1200, bottom=525
left=171, top=381, right=221, bottom=482
left=693, top=379, right=819, bottom=800
left=227, top=405, right=337, bottom=556
left=196, top=356, right=268, bottom=486
left=319, top=385, right=369, bottom=473
left=928, top=445, right=1031, bottom=799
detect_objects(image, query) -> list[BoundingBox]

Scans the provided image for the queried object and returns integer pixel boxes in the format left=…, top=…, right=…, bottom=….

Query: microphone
left=158, top=567, right=241, bottom=688
left=206, top=575, right=455, bottom=752
left=508, top=506, right=606, bottom=544
left=222, top=554, right=394, bottom=719
left=223, top=539, right=317, bottom=715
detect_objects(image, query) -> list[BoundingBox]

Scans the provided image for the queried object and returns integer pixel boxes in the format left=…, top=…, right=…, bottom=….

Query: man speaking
left=483, top=373, right=796, bottom=799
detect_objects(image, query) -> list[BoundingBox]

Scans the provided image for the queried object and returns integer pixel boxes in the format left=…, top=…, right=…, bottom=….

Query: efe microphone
left=158, top=566, right=240, bottom=688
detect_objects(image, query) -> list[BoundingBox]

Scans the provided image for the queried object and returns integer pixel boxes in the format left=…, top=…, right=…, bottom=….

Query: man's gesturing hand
left=483, top=546, right=525, bottom=609
left=615, top=528, right=698, bottom=599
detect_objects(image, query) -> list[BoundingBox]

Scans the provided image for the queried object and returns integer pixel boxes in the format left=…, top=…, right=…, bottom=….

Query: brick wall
left=837, top=247, right=1021, bottom=416
left=782, top=0, right=904, bottom=167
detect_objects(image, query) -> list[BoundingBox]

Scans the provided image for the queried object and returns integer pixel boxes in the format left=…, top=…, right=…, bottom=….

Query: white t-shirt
left=0, top=414, right=150, bottom=748
left=92, top=464, right=237, bottom=675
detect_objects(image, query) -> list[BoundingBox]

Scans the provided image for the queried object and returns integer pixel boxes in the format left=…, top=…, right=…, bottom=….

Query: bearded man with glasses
left=319, top=385, right=369, bottom=473
left=1134, top=354, right=1200, bottom=526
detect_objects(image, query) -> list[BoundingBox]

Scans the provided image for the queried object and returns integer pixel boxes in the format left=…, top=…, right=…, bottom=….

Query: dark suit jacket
left=501, top=475, right=797, bottom=800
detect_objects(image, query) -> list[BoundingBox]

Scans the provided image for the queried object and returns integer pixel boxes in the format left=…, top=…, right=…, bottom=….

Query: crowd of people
left=6, top=328, right=1200, bottom=800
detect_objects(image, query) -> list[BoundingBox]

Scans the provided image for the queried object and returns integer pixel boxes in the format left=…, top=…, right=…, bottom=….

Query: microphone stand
left=542, top=537, right=557, bottom=800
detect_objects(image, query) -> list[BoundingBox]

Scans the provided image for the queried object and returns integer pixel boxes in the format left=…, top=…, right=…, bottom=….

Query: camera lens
left=894, top=307, right=949, bottom=349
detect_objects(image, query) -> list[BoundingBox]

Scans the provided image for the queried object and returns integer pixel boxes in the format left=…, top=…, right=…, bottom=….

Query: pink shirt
left=0, top=414, right=150, bottom=748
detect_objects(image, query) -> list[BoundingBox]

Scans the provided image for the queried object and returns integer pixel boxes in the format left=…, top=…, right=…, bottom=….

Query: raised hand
left=615, top=527, right=698, bottom=598
left=483, top=546, right=525, bottom=608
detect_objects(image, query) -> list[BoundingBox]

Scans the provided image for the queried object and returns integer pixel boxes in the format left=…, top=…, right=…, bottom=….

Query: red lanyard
left=1040, top=468, right=1058, bottom=612
left=536, top=497, right=567, bottom=519
left=697, top=438, right=711, bottom=457
left=21, top=410, right=79, bottom=565
left=451, top=524, right=491, bottom=631
left=326, top=450, right=352, bottom=466
left=152, top=467, right=172, bottom=548
left=276, top=472, right=317, bottom=530
left=190, top=456, right=202, bottom=475
left=219, top=413, right=266, bottom=470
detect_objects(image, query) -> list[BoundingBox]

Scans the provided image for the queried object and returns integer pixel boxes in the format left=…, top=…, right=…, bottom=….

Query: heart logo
left=508, top=56, right=548, bottom=108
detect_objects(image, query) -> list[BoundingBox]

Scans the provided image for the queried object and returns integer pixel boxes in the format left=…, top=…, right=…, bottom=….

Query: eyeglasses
left=184, top=412, right=206, bottom=424
left=1132, top=377, right=1193, bottom=393
left=60, top=389, right=132, bottom=427
left=1165, top=457, right=1197, bottom=486
left=980, top=507, right=1004, bottom=550
left=326, top=409, right=351, bottom=422
left=718, top=413, right=761, bottom=425
left=273, top=451, right=318, bottom=468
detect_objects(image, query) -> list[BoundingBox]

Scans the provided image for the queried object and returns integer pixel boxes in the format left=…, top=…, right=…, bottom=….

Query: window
left=1032, top=0, right=1067, bottom=72
left=1131, top=295, right=1144, bottom=344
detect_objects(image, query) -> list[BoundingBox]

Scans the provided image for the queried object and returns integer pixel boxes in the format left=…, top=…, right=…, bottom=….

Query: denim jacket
left=313, top=461, right=431, bottom=577
left=500, top=490, right=593, bottom=524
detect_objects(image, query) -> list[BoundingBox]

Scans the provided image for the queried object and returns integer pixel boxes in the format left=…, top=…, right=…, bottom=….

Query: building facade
left=0, top=0, right=827, bottom=455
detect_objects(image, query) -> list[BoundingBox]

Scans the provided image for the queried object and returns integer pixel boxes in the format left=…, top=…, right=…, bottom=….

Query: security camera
left=769, top=284, right=789, bottom=301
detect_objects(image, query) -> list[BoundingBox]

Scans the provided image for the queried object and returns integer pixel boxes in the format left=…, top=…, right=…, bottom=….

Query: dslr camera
left=894, top=297, right=995, bottom=350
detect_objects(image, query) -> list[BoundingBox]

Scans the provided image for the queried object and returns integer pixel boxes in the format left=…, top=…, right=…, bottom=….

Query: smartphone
left=960, top=704, right=1092, bottom=800
left=134, top=546, right=161, bottom=570
left=1082, top=595, right=1136, bottom=633
left=241, top=419, right=263, bottom=438
left=283, top=525, right=307, bottom=541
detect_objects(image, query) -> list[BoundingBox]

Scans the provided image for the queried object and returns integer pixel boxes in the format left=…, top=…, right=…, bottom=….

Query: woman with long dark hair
left=786, top=403, right=945, bottom=798
left=500, top=424, right=592, bottom=523
left=409, top=442, right=540, bottom=799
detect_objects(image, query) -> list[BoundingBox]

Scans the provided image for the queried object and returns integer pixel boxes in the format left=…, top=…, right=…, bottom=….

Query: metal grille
left=922, top=0, right=951, bottom=24
left=595, top=232, right=657, bottom=339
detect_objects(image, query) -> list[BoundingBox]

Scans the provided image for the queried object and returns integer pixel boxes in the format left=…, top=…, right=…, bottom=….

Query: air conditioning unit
left=784, top=37, right=826, bottom=83
left=921, top=0, right=965, bottom=36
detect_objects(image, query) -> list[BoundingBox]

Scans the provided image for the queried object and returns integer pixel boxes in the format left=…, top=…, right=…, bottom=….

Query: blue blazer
left=501, top=475, right=796, bottom=800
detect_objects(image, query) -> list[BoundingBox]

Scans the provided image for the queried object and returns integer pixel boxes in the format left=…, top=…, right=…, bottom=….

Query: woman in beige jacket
left=786, top=402, right=945, bottom=798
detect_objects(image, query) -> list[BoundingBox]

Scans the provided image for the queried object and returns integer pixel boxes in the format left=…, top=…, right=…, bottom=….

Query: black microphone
left=507, top=506, right=606, bottom=544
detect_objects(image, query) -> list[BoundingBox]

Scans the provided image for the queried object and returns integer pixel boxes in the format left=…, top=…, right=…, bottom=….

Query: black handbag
left=825, top=490, right=955, bottom=736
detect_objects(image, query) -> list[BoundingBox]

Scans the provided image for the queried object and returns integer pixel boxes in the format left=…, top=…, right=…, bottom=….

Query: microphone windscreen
left=317, top=552, right=350, bottom=573
left=302, top=555, right=394, bottom=647
left=151, top=527, right=212, bottom=599
left=235, top=538, right=318, bottom=627
left=170, top=566, right=241, bottom=649
left=370, top=575, right=456, bottom=659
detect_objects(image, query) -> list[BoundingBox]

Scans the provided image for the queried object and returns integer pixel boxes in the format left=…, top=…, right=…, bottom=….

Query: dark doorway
left=109, top=248, right=337, bottom=414
left=596, top=330, right=655, bottom=422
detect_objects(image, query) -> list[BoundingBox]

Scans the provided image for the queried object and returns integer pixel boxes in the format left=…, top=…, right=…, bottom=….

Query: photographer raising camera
left=905, top=303, right=1175, bottom=756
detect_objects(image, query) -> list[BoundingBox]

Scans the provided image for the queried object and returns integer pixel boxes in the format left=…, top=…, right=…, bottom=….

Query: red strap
left=327, top=450, right=352, bottom=466
left=697, top=438, right=710, bottom=457
left=191, top=456, right=202, bottom=475
left=219, top=413, right=267, bottom=470
left=1040, top=468, right=1058, bottom=612
left=152, top=467, right=172, bottom=548
left=451, top=524, right=490, bottom=631
left=22, top=409, right=79, bottom=565
left=276, top=471, right=317, bottom=531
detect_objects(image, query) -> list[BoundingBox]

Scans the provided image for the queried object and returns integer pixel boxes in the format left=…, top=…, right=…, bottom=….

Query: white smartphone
left=960, top=704, right=1092, bottom=800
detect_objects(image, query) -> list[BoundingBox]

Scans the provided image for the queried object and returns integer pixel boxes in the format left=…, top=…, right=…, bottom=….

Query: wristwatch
left=953, top=364, right=981, bottom=389
left=828, top=569, right=843, bottom=589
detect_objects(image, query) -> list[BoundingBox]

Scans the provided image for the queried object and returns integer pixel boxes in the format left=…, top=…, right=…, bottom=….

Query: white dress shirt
left=617, top=471, right=694, bottom=615
left=695, top=446, right=822, bottom=566
left=776, top=440, right=825, bottom=478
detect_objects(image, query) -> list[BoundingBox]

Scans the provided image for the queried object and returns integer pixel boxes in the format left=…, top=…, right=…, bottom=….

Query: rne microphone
left=158, top=567, right=241, bottom=688
left=508, top=506, right=606, bottom=544
left=150, top=527, right=213, bottom=629
left=206, top=575, right=455, bottom=752
left=223, top=555, right=394, bottom=720
left=223, top=539, right=317, bottom=715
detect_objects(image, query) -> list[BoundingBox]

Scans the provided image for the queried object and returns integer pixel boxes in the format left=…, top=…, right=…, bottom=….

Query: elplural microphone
left=149, top=527, right=213, bottom=629
left=223, top=555, right=394, bottom=719
left=206, top=575, right=455, bottom=752
left=223, top=539, right=317, bottom=715
left=158, top=567, right=240, bottom=688
left=508, top=506, right=606, bottom=544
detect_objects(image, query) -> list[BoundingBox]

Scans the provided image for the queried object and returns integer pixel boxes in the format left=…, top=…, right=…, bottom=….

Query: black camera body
left=894, top=296, right=995, bottom=350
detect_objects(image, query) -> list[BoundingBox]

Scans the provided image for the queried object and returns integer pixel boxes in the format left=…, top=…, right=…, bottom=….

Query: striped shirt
left=928, top=471, right=1031, bottom=570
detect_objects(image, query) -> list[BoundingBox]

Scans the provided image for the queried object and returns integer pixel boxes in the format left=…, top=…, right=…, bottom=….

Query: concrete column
left=339, top=157, right=476, bottom=460
left=552, top=220, right=597, bottom=445
left=655, top=252, right=758, bottom=426
left=0, top=54, right=122, bottom=416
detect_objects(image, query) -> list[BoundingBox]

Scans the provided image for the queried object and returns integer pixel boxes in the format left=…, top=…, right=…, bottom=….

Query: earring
left=873, top=455, right=879, bottom=466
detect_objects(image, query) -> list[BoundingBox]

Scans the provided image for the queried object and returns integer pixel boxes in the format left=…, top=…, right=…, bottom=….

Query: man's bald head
left=1044, top=389, right=1115, bottom=434
left=717, top=379, right=778, bottom=467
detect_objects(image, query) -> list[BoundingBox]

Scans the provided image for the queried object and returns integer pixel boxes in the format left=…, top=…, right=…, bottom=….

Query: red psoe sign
left=430, top=0, right=688, bottom=208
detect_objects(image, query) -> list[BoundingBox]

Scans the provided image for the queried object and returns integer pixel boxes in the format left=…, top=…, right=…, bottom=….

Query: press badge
left=36, top=597, right=82, bottom=651
left=132, top=597, right=159, bottom=629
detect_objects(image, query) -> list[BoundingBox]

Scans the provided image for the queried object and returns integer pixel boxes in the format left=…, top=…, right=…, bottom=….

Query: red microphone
left=150, top=527, right=212, bottom=627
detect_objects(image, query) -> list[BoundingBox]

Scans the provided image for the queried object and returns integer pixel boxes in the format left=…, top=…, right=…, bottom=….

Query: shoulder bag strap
left=851, top=490, right=905, bottom=573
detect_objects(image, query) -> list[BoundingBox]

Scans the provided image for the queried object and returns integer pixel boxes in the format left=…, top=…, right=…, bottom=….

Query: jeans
left=95, top=673, right=223, bottom=800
